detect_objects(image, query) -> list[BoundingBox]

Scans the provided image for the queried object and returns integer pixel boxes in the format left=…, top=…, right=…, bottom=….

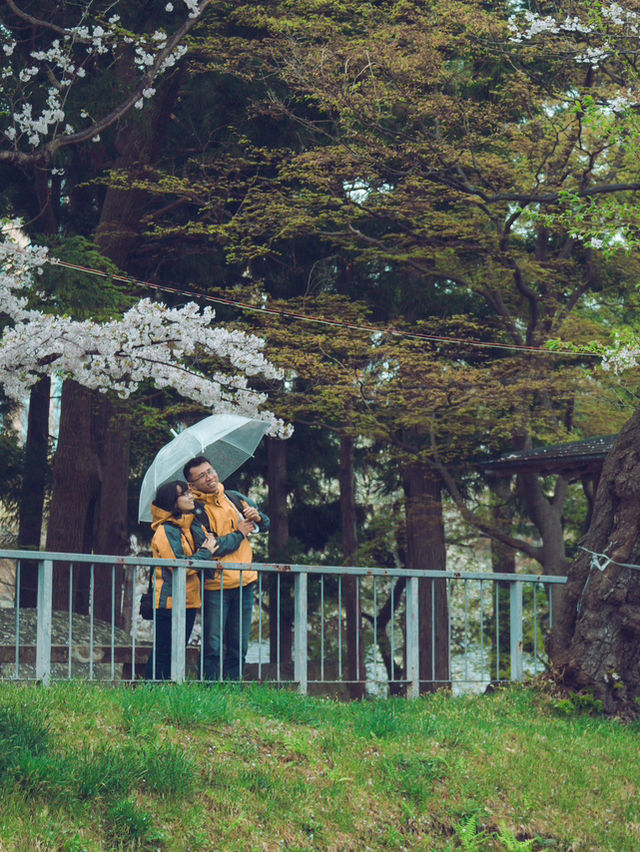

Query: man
left=183, top=455, right=269, bottom=681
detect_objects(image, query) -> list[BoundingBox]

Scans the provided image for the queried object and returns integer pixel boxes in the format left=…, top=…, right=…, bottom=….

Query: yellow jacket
left=190, top=484, right=269, bottom=590
left=150, top=506, right=212, bottom=608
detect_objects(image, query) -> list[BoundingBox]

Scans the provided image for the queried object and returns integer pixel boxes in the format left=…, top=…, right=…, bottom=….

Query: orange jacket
left=190, top=484, right=269, bottom=590
left=150, top=505, right=212, bottom=608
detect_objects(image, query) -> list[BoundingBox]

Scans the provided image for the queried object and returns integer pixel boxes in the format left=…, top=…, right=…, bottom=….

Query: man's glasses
left=188, top=469, right=216, bottom=484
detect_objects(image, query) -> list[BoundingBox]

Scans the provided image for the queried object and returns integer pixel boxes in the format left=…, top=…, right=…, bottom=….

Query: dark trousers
left=145, top=608, right=197, bottom=680
left=202, top=583, right=254, bottom=681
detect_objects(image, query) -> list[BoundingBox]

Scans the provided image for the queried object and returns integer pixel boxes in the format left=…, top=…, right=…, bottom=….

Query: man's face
left=187, top=462, right=220, bottom=495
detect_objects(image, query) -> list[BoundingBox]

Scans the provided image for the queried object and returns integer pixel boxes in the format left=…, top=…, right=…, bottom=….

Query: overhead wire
left=9, top=249, right=601, bottom=360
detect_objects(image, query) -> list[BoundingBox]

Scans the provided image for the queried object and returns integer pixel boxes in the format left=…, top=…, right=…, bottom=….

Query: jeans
left=145, top=608, right=197, bottom=680
left=203, top=583, right=255, bottom=681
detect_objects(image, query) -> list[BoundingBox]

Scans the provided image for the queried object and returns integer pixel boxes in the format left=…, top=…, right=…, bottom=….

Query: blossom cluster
left=0, top=232, right=291, bottom=438
left=0, top=2, right=205, bottom=151
left=508, top=3, right=639, bottom=67
left=601, top=347, right=639, bottom=373
left=600, top=332, right=640, bottom=374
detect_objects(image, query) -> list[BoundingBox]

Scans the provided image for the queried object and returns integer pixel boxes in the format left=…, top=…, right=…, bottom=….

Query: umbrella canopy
left=138, top=414, right=269, bottom=522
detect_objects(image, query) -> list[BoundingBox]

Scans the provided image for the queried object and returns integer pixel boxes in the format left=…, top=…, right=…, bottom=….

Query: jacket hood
left=190, top=483, right=226, bottom=503
left=150, top=504, right=195, bottom=532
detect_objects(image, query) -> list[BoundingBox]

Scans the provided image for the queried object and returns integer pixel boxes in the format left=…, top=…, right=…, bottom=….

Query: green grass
left=0, top=681, right=637, bottom=850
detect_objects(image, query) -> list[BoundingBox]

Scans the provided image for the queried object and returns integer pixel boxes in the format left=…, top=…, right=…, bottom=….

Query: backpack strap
left=225, top=491, right=245, bottom=514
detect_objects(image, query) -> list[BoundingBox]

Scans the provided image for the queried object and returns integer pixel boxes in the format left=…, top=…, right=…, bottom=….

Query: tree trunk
left=267, top=436, right=292, bottom=669
left=517, top=469, right=569, bottom=620
left=402, top=461, right=450, bottom=693
left=47, top=381, right=101, bottom=612
left=90, top=397, right=130, bottom=623
left=374, top=576, right=407, bottom=696
left=45, top=383, right=130, bottom=620
left=552, top=406, right=640, bottom=715
left=17, top=377, right=51, bottom=607
left=339, top=432, right=365, bottom=698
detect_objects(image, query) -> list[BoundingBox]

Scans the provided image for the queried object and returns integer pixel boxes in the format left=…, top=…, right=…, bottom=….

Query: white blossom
left=0, top=233, right=289, bottom=437
left=0, top=1, right=204, bottom=152
left=601, top=346, right=639, bottom=373
left=508, top=3, right=639, bottom=65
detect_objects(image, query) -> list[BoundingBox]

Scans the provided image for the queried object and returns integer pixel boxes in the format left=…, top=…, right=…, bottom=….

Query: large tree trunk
left=90, top=397, right=130, bottom=623
left=47, top=382, right=101, bottom=612
left=339, top=432, right=365, bottom=699
left=45, top=384, right=130, bottom=622
left=552, top=407, right=640, bottom=715
left=17, top=377, right=51, bottom=607
left=402, top=461, right=450, bottom=693
left=267, top=436, right=292, bottom=669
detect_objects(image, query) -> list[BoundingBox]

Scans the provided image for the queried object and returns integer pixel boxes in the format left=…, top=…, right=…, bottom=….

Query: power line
left=6, top=244, right=602, bottom=359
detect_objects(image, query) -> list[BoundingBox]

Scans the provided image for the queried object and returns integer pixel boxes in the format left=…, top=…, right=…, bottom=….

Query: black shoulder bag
left=139, top=570, right=155, bottom=620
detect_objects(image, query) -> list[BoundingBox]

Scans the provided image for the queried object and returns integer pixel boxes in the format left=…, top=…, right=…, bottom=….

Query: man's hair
left=183, top=456, right=209, bottom=482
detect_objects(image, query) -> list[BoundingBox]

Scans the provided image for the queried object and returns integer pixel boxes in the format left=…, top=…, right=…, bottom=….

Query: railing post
left=510, top=580, right=523, bottom=682
left=406, top=576, right=420, bottom=698
left=36, top=559, right=53, bottom=684
left=294, top=571, right=308, bottom=694
left=171, top=565, right=187, bottom=683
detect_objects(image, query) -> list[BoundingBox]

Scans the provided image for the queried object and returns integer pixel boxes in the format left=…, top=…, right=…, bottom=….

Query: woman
left=145, top=479, right=218, bottom=680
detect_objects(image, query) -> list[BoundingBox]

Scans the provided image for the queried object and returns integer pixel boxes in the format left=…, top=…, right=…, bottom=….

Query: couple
left=145, top=455, right=269, bottom=681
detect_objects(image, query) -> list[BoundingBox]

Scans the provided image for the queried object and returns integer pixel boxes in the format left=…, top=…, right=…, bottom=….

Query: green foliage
left=0, top=702, right=52, bottom=774
left=552, top=691, right=605, bottom=718
left=105, top=797, right=163, bottom=847
left=31, top=235, right=135, bottom=320
left=496, top=821, right=536, bottom=851
left=453, top=813, right=491, bottom=851
left=121, top=680, right=235, bottom=730
left=379, top=753, right=446, bottom=806
left=242, top=682, right=341, bottom=725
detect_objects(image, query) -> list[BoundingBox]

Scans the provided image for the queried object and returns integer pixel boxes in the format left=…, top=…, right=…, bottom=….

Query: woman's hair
left=153, top=480, right=188, bottom=516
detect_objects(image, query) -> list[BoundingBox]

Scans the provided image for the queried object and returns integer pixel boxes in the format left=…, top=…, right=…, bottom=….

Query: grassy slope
left=0, top=681, right=637, bottom=851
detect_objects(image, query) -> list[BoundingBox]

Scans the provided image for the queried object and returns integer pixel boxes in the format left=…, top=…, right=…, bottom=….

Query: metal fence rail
left=0, top=549, right=567, bottom=697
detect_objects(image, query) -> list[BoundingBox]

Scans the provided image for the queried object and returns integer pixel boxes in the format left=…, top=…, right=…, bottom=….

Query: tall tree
left=216, top=0, right=640, bottom=619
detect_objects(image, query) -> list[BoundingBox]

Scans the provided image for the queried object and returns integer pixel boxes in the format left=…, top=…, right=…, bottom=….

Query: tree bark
left=552, top=406, right=640, bottom=715
left=47, top=381, right=101, bottom=612
left=90, top=397, right=130, bottom=623
left=17, top=376, right=51, bottom=607
left=516, top=469, right=570, bottom=619
left=402, top=460, right=450, bottom=693
left=339, top=432, right=365, bottom=698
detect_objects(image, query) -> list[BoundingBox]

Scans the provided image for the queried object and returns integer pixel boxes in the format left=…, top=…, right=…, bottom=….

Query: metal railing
left=0, top=549, right=567, bottom=697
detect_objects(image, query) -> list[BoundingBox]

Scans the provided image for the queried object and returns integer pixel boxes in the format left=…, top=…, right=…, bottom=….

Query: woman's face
left=175, top=486, right=195, bottom=514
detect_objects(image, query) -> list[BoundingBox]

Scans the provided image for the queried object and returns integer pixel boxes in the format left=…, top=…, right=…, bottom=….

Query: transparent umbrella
left=138, top=414, right=269, bottom=522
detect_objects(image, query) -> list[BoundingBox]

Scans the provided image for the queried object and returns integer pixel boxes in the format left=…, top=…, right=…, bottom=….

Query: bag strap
left=225, top=491, right=245, bottom=514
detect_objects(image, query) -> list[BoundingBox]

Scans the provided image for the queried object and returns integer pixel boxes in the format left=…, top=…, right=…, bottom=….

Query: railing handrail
left=0, top=548, right=568, bottom=584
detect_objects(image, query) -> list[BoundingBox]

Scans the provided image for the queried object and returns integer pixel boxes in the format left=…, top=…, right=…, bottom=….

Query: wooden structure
left=482, top=435, right=616, bottom=481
